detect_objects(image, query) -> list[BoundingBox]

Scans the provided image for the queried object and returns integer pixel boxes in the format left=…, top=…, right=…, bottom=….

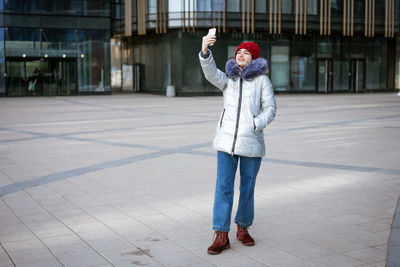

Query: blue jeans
left=213, top=151, right=262, bottom=232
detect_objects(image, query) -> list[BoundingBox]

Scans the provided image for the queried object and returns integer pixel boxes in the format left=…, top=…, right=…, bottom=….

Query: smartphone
left=207, top=28, right=216, bottom=46
left=207, top=28, right=216, bottom=36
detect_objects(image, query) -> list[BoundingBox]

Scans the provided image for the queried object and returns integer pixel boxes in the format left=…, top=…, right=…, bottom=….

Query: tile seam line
left=386, top=195, right=400, bottom=267
left=62, top=177, right=260, bottom=267
left=0, top=142, right=211, bottom=197
left=0, top=240, right=17, bottom=267
left=18, top=190, right=117, bottom=267
left=46, top=96, right=400, bottom=117
left=0, top=198, right=65, bottom=267
left=0, top=118, right=216, bottom=144
left=183, top=150, right=400, bottom=175
left=40, top=178, right=201, bottom=267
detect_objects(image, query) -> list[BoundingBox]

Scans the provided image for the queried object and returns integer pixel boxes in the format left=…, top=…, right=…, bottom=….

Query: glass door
left=41, top=59, right=77, bottom=96
left=26, top=60, right=46, bottom=96
left=59, top=60, right=77, bottom=95
left=350, top=59, right=365, bottom=92
left=317, top=59, right=333, bottom=93
left=6, top=61, right=26, bottom=96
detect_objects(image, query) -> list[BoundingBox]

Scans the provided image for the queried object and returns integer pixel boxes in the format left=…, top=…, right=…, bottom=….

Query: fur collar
left=225, top=57, right=269, bottom=80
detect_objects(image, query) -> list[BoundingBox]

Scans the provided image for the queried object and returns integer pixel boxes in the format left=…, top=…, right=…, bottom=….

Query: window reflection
left=77, top=30, right=110, bottom=92
left=2, top=0, right=109, bottom=16
left=227, top=0, right=239, bottom=12
left=354, top=0, right=364, bottom=18
left=331, top=0, right=342, bottom=17
left=307, top=0, right=318, bottom=15
left=197, top=0, right=212, bottom=11
left=282, top=0, right=293, bottom=14
left=255, top=0, right=267, bottom=13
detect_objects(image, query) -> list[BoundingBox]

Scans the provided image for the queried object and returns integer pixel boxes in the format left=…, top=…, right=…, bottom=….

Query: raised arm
left=198, top=35, right=227, bottom=91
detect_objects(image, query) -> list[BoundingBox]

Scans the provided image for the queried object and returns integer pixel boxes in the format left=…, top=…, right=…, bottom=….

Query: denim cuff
left=234, top=220, right=252, bottom=228
left=212, top=226, right=230, bottom=232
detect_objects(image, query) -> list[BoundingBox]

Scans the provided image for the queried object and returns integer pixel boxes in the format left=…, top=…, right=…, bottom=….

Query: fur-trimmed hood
left=225, top=57, right=269, bottom=80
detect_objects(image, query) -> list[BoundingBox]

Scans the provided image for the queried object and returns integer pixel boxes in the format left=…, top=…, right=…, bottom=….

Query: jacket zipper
left=231, top=77, right=243, bottom=156
left=219, top=108, right=225, bottom=127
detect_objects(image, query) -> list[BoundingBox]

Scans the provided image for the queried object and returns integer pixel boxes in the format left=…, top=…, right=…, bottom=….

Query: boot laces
left=212, top=231, right=223, bottom=242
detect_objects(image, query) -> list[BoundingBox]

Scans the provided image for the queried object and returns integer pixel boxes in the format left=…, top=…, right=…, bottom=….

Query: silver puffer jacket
left=199, top=50, right=276, bottom=157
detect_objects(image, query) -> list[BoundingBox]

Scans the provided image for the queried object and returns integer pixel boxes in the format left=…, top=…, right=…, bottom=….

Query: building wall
left=111, top=0, right=399, bottom=95
left=0, top=0, right=111, bottom=96
left=127, top=30, right=391, bottom=95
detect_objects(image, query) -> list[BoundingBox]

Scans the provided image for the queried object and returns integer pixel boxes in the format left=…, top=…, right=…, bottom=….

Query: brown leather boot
left=237, top=225, right=255, bottom=246
left=207, top=231, right=230, bottom=255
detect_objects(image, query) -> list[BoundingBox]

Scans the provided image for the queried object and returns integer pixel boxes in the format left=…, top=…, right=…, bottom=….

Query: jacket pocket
left=219, top=108, right=226, bottom=127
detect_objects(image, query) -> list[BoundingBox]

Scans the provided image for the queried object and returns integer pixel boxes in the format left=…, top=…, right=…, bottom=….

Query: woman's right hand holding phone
left=202, top=28, right=216, bottom=54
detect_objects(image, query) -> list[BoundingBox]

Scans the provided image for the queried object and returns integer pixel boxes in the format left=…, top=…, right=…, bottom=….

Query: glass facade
left=396, top=38, right=400, bottom=89
left=290, top=35, right=316, bottom=91
left=0, top=28, right=4, bottom=94
left=2, top=0, right=110, bottom=16
left=0, top=0, right=111, bottom=96
left=77, top=30, right=110, bottom=93
left=1, top=0, right=398, bottom=96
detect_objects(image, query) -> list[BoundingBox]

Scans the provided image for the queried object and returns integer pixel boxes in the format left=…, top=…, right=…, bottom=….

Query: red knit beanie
left=235, top=42, right=260, bottom=60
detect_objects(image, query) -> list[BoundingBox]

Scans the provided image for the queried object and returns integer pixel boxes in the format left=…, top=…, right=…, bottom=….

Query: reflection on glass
left=271, top=45, right=290, bottom=91
left=282, top=0, right=293, bottom=14
left=148, top=0, right=156, bottom=14
left=77, top=29, right=110, bottom=92
left=6, top=61, right=25, bottom=96
left=331, top=0, right=342, bottom=17
left=5, top=28, right=41, bottom=57
left=227, top=0, right=239, bottom=12
left=255, top=0, right=267, bottom=13
left=333, top=60, right=349, bottom=91
left=111, top=38, right=122, bottom=88
left=3, top=0, right=109, bottom=16
left=396, top=37, right=400, bottom=89
left=350, top=59, right=365, bottom=92
left=197, top=0, right=212, bottom=11
left=318, top=59, right=332, bottom=93
left=366, top=38, right=386, bottom=89
left=41, top=29, right=76, bottom=51
left=3, top=0, right=22, bottom=13
left=291, top=56, right=315, bottom=91
left=0, top=28, right=4, bottom=94
left=318, top=38, right=332, bottom=57
left=307, top=0, right=318, bottom=15
left=354, top=0, right=364, bottom=17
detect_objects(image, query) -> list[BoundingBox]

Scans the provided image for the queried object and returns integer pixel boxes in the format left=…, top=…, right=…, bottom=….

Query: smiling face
left=235, top=48, right=252, bottom=68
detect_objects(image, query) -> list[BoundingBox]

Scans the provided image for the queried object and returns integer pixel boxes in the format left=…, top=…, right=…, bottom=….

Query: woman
left=199, top=34, right=277, bottom=255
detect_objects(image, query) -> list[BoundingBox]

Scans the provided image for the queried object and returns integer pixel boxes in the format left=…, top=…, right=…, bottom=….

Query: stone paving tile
left=48, top=242, right=97, bottom=258
left=211, top=254, right=266, bottom=266
left=57, top=251, right=111, bottom=267
left=7, top=248, right=57, bottom=265
left=0, top=224, right=37, bottom=243
left=265, top=235, right=335, bottom=260
left=41, top=234, right=83, bottom=247
left=101, top=248, right=163, bottom=266
left=134, top=239, right=187, bottom=257
left=0, top=248, right=13, bottom=267
left=15, top=259, right=63, bottom=267
left=154, top=250, right=209, bottom=266
left=344, top=247, right=387, bottom=264
left=0, top=94, right=400, bottom=266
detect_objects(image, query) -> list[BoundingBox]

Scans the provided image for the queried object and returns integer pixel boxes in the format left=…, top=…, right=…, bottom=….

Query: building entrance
left=317, top=59, right=333, bottom=93
left=349, top=59, right=366, bottom=92
left=6, top=58, right=77, bottom=96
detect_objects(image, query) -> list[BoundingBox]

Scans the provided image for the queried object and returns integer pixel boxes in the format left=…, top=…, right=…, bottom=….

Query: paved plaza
left=0, top=93, right=399, bottom=267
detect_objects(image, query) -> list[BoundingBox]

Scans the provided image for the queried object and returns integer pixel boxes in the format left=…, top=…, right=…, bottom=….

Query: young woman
left=199, top=34, right=277, bottom=255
